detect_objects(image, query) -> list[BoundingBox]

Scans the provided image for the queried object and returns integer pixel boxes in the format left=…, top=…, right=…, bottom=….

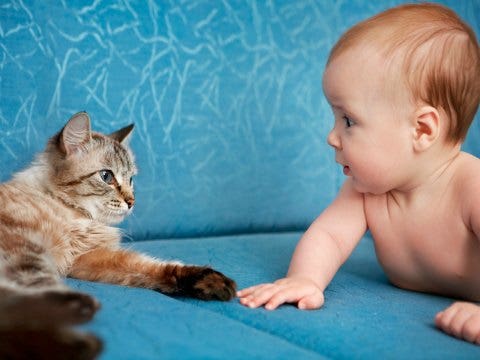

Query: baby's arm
left=238, top=179, right=367, bottom=310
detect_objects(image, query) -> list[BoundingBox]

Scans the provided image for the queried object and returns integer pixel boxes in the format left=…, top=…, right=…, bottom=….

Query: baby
left=237, top=3, right=480, bottom=345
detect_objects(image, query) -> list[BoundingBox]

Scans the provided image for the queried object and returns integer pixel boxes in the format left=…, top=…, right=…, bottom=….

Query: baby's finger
left=237, top=283, right=269, bottom=297
left=241, top=284, right=278, bottom=308
left=265, top=287, right=307, bottom=310
left=462, top=314, right=480, bottom=343
left=298, top=294, right=324, bottom=310
left=435, top=304, right=459, bottom=331
left=449, top=308, right=473, bottom=338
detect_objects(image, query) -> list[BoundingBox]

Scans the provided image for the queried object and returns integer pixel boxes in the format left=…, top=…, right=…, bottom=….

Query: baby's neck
left=388, top=143, right=462, bottom=206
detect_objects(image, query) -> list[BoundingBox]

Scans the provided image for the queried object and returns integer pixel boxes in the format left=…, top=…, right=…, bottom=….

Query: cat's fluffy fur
left=0, top=112, right=236, bottom=359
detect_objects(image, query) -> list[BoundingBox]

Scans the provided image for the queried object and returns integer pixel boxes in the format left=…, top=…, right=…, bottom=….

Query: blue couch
left=2, top=1, right=480, bottom=358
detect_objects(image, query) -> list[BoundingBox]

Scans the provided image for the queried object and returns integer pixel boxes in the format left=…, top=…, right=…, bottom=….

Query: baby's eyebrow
left=323, top=93, right=343, bottom=110
left=329, top=103, right=345, bottom=112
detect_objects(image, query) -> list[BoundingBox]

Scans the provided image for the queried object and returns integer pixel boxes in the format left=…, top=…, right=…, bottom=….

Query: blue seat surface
left=70, top=233, right=480, bottom=359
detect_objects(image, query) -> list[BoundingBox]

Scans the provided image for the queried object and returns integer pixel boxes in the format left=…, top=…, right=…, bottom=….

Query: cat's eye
left=129, top=177, right=133, bottom=186
left=99, top=170, right=115, bottom=185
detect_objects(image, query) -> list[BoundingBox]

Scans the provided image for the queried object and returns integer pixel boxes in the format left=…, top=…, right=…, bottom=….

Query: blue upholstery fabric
left=2, top=0, right=480, bottom=359
left=69, top=233, right=480, bottom=359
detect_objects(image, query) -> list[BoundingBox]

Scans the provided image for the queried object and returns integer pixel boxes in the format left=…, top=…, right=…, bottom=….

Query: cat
left=0, top=112, right=236, bottom=359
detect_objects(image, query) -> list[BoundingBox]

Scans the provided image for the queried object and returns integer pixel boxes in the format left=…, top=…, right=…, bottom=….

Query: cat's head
left=46, top=112, right=137, bottom=225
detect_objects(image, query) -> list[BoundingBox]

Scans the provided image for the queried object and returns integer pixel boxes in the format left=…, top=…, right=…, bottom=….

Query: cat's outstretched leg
left=69, top=248, right=236, bottom=300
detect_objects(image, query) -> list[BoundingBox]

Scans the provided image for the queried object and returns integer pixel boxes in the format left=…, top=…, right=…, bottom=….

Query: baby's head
left=325, top=3, right=479, bottom=144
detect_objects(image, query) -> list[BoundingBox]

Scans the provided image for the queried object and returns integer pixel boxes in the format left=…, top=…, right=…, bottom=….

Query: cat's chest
left=47, top=219, right=121, bottom=274
left=0, top=183, right=121, bottom=273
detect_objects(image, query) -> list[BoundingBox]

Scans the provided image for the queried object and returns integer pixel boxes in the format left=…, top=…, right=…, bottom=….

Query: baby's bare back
left=364, top=152, right=480, bottom=301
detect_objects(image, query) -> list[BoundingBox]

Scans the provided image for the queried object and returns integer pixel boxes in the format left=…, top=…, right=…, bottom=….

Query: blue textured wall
left=1, top=1, right=479, bottom=240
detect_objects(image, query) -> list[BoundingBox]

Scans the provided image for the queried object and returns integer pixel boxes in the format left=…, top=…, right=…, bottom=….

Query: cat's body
left=0, top=112, right=236, bottom=360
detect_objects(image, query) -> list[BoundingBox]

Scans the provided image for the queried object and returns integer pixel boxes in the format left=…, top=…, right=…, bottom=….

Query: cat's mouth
left=109, top=208, right=130, bottom=216
left=105, top=207, right=132, bottom=222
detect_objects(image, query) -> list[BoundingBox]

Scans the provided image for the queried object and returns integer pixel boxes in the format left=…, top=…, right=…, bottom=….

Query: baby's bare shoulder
left=454, top=153, right=480, bottom=219
left=455, top=152, right=480, bottom=188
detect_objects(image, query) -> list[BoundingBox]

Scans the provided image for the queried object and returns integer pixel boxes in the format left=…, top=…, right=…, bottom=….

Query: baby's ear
left=59, top=112, right=92, bottom=155
left=109, top=124, right=134, bottom=144
left=412, top=106, right=440, bottom=152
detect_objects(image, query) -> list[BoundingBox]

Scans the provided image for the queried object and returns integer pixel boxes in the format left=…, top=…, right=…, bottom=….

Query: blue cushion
left=69, top=233, right=480, bottom=359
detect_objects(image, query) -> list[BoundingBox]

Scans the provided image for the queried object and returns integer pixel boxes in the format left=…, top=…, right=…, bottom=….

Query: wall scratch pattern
left=1, top=0, right=479, bottom=239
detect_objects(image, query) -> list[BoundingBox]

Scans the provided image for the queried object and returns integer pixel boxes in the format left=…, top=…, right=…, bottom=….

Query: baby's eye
left=99, top=170, right=115, bottom=185
left=343, top=115, right=355, bottom=128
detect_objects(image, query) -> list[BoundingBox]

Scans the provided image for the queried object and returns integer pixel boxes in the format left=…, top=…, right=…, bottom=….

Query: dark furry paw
left=0, top=290, right=100, bottom=329
left=42, top=290, right=100, bottom=325
left=179, top=267, right=237, bottom=301
left=0, top=327, right=102, bottom=360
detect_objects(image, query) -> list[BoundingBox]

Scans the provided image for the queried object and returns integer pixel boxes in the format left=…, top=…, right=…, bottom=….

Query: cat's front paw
left=179, top=267, right=237, bottom=301
left=0, top=290, right=100, bottom=329
left=42, top=290, right=100, bottom=325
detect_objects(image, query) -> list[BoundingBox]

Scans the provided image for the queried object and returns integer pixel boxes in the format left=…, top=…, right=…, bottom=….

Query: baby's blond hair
left=328, top=3, right=479, bottom=143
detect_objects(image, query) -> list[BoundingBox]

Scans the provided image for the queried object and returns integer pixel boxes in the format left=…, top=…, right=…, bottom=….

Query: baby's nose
left=327, top=128, right=341, bottom=150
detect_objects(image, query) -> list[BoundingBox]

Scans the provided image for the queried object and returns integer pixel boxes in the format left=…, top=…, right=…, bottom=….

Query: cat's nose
left=125, top=197, right=135, bottom=209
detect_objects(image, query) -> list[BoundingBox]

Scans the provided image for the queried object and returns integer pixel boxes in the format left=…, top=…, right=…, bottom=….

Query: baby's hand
left=435, top=302, right=480, bottom=344
left=237, top=277, right=324, bottom=310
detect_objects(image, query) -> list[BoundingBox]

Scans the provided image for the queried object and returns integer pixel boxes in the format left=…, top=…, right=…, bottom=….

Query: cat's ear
left=109, top=124, right=134, bottom=144
left=59, top=112, right=92, bottom=155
